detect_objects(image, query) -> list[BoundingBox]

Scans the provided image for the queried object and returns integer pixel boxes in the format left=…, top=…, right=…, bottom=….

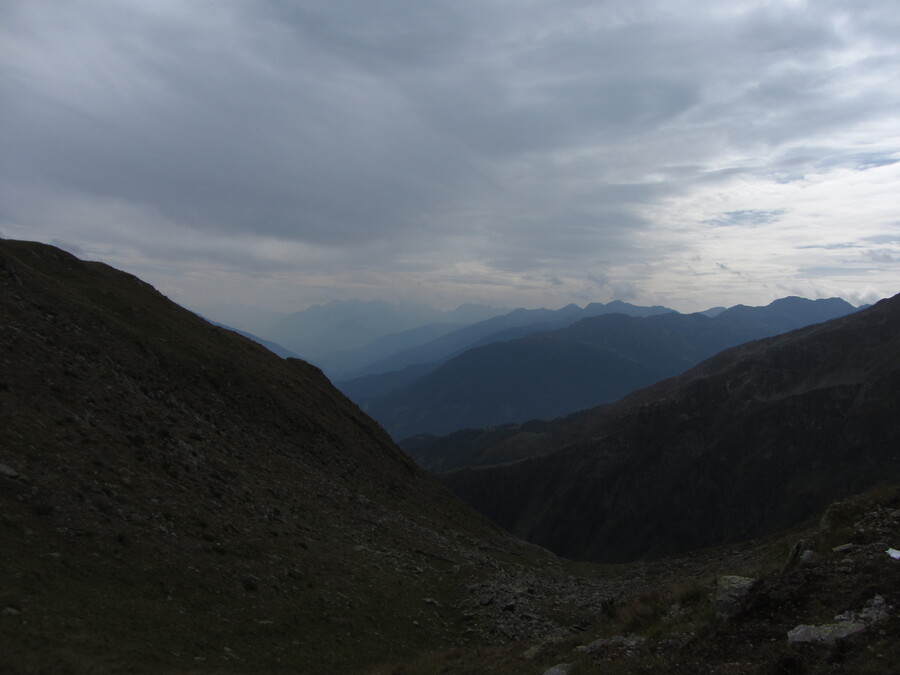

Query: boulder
left=787, top=621, right=867, bottom=644
left=787, top=595, right=889, bottom=644
left=542, top=665, right=573, bottom=675
left=715, top=575, right=755, bottom=619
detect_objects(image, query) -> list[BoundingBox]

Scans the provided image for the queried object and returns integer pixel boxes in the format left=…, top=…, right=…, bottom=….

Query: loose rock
left=581, top=634, right=647, bottom=653
left=787, top=621, right=865, bottom=644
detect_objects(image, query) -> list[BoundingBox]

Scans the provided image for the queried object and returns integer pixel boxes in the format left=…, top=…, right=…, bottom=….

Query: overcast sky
left=2, top=0, right=898, bottom=328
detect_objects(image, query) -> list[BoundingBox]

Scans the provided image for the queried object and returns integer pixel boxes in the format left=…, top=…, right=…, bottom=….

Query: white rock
left=787, top=595, right=889, bottom=644
left=787, top=622, right=866, bottom=644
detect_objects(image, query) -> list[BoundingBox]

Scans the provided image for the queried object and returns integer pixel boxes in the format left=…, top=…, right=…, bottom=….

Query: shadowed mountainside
left=436, top=294, right=900, bottom=563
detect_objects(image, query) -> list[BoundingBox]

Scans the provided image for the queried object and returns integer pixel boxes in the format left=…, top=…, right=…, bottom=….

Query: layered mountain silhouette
left=352, top=301, right=672, bottom=374
left=324, top=300, right=674, bottom=388
left=361, top=297, right=858, bottom=440
left=336, top=301, right=675, bottom=399
left=311, top=319, right=470, bottom=378
left=265, top=299, right=507, bottom=368
left=431, top=294, right=900, bottom=563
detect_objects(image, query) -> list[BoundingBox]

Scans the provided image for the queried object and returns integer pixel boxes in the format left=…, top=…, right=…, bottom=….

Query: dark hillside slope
left=441, top=294, right=900, bottom=563
left=0, top=240, right=607, bottom=672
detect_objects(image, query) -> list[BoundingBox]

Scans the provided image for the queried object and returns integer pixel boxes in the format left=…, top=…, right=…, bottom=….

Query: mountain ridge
left=333, top=299, right=677, bottom=386
left=264, top=299, right=509, bottom=364
left=436, top=293, right=900, bottom=562
left=364, top=296, right=858, bottom=440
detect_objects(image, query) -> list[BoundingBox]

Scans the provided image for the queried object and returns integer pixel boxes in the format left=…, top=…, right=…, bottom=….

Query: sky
left=2, top=0, right=899, bottom=331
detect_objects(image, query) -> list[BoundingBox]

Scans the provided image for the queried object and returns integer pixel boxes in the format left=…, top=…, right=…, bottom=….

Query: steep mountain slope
left=0, top=240, right=613, bottom=672
left=365, top=297, right=858, bottom=440
left=439, top=294, right=900, bottom=563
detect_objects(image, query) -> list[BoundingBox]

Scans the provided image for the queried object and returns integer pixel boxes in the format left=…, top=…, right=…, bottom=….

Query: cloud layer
left=2, top=0, right=898, bottom=324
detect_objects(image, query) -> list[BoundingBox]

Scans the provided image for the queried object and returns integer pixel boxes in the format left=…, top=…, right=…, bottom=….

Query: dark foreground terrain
left=1, top=240, right=898, bottom=674
left=371, top=485, right=900, bottom=674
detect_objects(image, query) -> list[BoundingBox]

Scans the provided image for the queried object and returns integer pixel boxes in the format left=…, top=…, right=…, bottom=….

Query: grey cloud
left=797, top=266, right=880, bottom=277
left=735, top=3, right=844, bottom=54
left=815, top=152, right=900, bottom=172
left=706, top=210, right=787, bottom=228
left=864, top=234, right=900, bottom=245
left=796, top=242, right=861, bottom=251
left=586, top=275, right=641, bottom=302
left=261, top=0, right=470, bottom=70
left=2, top=0, right=898, bottom=313
left=1, top=1, right=477, bottom=246
left=864, top=250, right=895, bottom=264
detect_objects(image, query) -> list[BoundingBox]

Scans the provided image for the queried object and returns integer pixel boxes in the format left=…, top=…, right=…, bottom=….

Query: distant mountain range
left=263, top=299, right=508, bottom=367
left=420, top=294, right=900, bottom=562
left=334, top=300, right=676, bottom=383
left=358, top=297, right=859, bottom=440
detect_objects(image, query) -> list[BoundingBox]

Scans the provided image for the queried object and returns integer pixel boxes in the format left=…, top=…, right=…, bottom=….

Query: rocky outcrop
left=714, top=575, right=755, bottom=619
left=788, top=595, right=890, bottom=644
left=542, top=664, right=574, bottom=675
